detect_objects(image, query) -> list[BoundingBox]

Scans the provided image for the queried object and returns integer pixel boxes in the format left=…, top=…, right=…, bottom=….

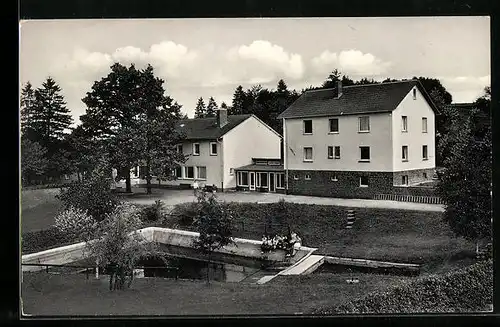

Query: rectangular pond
left=59, top=244, right=277, bottom=283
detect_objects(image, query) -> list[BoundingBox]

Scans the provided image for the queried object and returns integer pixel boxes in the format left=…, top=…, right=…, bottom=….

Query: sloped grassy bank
left=310, top=259, right=493, bottom=314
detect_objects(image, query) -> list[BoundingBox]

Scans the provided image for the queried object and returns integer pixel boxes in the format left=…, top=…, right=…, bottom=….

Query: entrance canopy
left=234, top=158, right=285, bottom=192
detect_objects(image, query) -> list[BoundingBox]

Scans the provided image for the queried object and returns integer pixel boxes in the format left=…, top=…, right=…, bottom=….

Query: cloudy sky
left=20, top=17, right=490, bottom=124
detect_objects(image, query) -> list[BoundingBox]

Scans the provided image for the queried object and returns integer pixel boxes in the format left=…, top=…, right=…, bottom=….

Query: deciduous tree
left=193, top=192, right=234, bottom=284
left=20, top=138, right=48, bottom=186
left=437, top=88, right=492, bottom=249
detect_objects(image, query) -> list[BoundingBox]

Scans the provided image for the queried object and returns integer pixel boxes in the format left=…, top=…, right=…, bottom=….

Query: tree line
left=21, top=63, right=188, bottom=194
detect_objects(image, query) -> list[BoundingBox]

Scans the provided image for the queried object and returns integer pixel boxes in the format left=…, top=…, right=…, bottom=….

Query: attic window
left=413, top=88, right=417, bottom=100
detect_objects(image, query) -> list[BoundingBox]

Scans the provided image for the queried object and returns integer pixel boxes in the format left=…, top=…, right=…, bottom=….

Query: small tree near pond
left=193, top=192, right=234, bottom=284
left=54, top=203, right=166, bottom=291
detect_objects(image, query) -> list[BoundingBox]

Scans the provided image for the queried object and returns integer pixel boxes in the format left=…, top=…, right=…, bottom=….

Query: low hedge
left=311, top=259, right=493, bottom=314
left=21, top=228, right=79, bottom=255
left=22, top=183, right=71, bottom=191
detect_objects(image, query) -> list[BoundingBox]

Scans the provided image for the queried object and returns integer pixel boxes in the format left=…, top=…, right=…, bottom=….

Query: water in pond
left=68, top=245, right=274, bottom=283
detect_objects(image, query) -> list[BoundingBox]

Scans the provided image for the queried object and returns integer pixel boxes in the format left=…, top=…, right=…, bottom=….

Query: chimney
left=216, top=107, right=228, bottom=128
left=336, top=80, right=343, bottom=98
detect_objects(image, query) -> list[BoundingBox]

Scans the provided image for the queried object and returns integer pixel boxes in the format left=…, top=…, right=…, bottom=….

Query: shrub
left=54, top=206, right=97, bottom=242
left=140, top=200, right=165, bottom=222
left=170, top=202, right=199, bottom=226
left=21, top=228, right=79, bottom=254
left=311, top=259, right=493, bottom=314
left=57, top=160, right=120, bottom=221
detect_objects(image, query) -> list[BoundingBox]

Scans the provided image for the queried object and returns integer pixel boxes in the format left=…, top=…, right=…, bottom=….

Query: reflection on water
left=139, top=255, right=260, bottom=282
left=70, top=245, right=274, bottom=283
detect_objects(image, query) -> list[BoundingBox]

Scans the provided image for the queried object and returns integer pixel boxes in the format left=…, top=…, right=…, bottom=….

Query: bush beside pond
left=311, top=259, right=493, bottom=314
left=22, top=228, right=79, bottom=254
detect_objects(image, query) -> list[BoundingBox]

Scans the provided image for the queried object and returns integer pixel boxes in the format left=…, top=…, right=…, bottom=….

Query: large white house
left=277, top=80, right=439, bottom=198
left=132, top=108, right=281, bottom=191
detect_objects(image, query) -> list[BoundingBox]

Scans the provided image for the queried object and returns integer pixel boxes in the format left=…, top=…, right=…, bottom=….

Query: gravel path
left=124, top=189, right=444, bottom=212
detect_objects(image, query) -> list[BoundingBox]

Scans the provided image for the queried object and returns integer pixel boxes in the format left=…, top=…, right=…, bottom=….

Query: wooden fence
left=373, top=193, right=444, bottom=204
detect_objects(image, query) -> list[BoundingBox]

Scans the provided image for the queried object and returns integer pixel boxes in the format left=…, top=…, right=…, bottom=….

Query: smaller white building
left=133, top=108, right=281, bottom=191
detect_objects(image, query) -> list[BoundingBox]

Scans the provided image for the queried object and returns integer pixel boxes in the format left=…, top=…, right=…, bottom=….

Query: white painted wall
left=144, top=140, right=223, bottom=188
left=392, top=86, right=436, bottom=172
left=284, top=113, right=393, bottom=171
left=222, top=115, right=281, bottom=188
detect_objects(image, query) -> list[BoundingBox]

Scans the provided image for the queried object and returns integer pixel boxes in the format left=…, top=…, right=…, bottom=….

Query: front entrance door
left=249, top=172, right=256, bottom=191
left=269, top=172, right=276, bottom=192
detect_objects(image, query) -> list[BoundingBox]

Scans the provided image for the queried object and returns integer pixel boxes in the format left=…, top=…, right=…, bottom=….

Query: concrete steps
left=280, top=255, right=325, bottom=275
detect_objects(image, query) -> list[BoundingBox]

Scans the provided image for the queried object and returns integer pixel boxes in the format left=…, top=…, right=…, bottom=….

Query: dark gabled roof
left=177, top=114, right=252, bottom=140
left=277, top=80, right=439, bottom=119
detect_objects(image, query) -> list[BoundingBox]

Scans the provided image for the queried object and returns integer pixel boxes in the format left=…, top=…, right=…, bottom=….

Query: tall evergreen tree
left=230, top=85, right=246, bottom=115
left=220, top=102, right=228, bottom=110
left=20, top=81, right=37, bottom=140
left=206, top=97, right=218, bottom=117
left=194, top=97, right=206, bottom=118
left=31, top=77, right=73, bottom=148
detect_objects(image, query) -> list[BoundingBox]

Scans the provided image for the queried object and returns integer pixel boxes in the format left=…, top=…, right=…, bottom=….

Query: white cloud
left=311, top=49, right=391, bottom=76
left=439, top=75, right=490, bottom=102
left=227, top=40, right=305, bottom=81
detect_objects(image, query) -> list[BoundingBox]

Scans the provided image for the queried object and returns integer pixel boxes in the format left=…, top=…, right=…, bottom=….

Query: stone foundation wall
left=286, top=169, right=438, bottom=199
left=286, top=170, right=394, bottom=199
left=393, top=168, right=436, bottom=186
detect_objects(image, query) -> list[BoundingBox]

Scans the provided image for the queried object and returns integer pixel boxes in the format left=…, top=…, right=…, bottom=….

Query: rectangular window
left=196, top=166, right=207, bottom=180
left=413, top=88, right=417, bottom=100
left=334, top=146, right=341, bottom=159
left=305, top=174, right=311, bottom=180
left=229, top=168, right=234, bottom=176
left=174, top=166, right=182, bottom=178
left=402, top=116, right=408, bottom=132
left=304, top=147, right=313, bottom=162
left=422, top=145, right=428, bottom=160
left=329, top=118, right=339, bottom=133
left=360, top=175, right=369, bottom=187
left=259, top=173, right=268, bottom=187
left=303, top=120, right=313, bottom=134
left=276, top=173, right=285, bottom=189
left=402, top=175, right=409, bottom=185
left=237, top=171, right=249, bottom=186
left=359, top=146, right=370, bottom=161
left=402, top=145, right=408, bottom=161
left=184, top=166, right=194, bottom=179
left=359, top=116, right=370, bottom=132
left=210, top=142, right=217, bottom=156
left=327, top=146, right=334, bottom=159
left=176, top=144, right=183, bottom=154
left=422, top=117, right=428, bottom=133
left=193, top=143, right=200, bottom=156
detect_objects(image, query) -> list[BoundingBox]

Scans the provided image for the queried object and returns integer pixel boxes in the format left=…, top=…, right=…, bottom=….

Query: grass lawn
left=165, top=202, right=475, bottom=271
left=21, top=271, right=410, bottom=316
left=21, top=189, right=62, bottom=233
